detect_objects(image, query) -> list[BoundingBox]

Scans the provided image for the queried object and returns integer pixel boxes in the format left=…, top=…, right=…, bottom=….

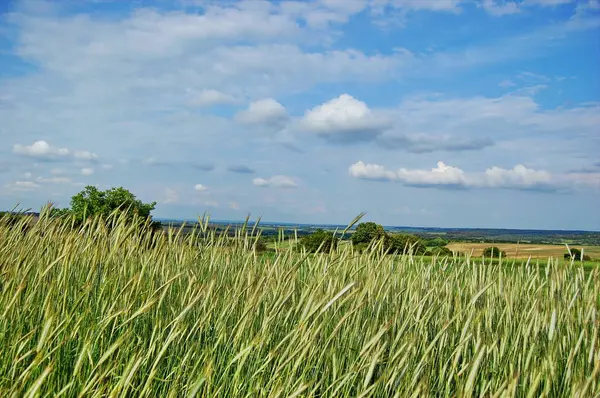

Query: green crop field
left=0, top=213, right=598, bottom=397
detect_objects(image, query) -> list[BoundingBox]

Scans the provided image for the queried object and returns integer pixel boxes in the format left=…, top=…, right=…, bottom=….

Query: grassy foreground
left=0, top=212, right=598, bottom=397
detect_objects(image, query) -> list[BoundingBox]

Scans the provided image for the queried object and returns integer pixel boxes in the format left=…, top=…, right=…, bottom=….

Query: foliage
left=482, top=246, right=507, bottom=258
left=350, top=222, right=386, bottom=245
left=51, top=186, right=160, bottom=230
left=385, top=233, right=427, bottom=255
left=350, top=223, right=427, bottom=255
left=252, top=237, right=269, bottom=253
left=564, top=248, right=592, bottom=261
left=298, top=229, right=338, bottom=253
left=0, top=214, right=597, bottom=396
left=430, top=246, right=454, bottom=257
left=425, top=237, right=449, bottom=247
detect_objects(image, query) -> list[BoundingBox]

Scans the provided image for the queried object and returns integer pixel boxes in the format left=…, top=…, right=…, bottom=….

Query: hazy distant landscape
left=158, top=217, right=600, bottom=246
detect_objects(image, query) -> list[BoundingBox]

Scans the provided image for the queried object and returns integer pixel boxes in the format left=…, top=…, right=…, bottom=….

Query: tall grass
left=0, top=209, right=598, bottom=397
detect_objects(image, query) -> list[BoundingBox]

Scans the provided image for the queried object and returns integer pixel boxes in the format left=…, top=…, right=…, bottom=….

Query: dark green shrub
left=430, top=246, right=454, bottom=257
left=386, top=233, right=427, bottom=255
left=483, top=246, right=507, bottom=258
left=426, top=237, right=449, bottom=248
left=564, top=248, right=591, bottom=261
left=298, top=229, right=338, bottom=253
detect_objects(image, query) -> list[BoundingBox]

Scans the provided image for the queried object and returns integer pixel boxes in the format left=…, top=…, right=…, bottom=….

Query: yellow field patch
left=446, top=242, right=600, bottom=260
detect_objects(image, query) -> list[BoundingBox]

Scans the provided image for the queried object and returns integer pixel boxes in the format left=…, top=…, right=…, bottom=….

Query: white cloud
left=235, top=98, right=289, bottom=126
left=13, top=140, right=99, bottom=162
left=481, top=0, right=521, bottom=16
left=189, top=89, right=238, bottom=107
left=194, top=184, right=208, bottom=191
left=253, top=175, right=298, bottom=188
left=396, top=161, right=469, bottom=186
left=13, top=140, right=69, bottom=158
left=301, top=94, right=392, bottom=143
left=6, top=181, right=40, bottom=191
left=484, top=165, right=552, bottom=188
left=349, top=161, right=595, bottom=191
left=347, top=161, right=397, bottom=181
left=81, top=168, right=94, bottom=176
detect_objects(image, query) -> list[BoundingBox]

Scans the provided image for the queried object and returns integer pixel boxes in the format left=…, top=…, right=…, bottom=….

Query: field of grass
left=447, top=242, right=600, bottom=260
left=0, top=212, right=599, bottom=397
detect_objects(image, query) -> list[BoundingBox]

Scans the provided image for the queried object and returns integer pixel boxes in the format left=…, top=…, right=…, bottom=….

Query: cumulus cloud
left=194, top=184, right=208, bottom=191
left=253, top=175, right=298, bottom=188
left=349, top=160, right=590, bottom=191
left=300, top=94, right=392, bottom=143
left=13, top=141, right=69, bottom=159
left=484, top=165, right=552, bottom=189
left=81, top=168, right=94, bottom=176
left=13, top=141, right=98, bottom=162
left=235, top=98, right=289, bottom=127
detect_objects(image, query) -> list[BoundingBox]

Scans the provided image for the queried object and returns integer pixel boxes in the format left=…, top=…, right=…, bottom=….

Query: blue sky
left=1, top=0, right=599, bottom=230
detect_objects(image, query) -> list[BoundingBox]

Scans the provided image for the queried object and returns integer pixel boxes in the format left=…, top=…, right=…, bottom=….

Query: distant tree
left=482, top=246, right=506, bottom=258
left=351, top=222, right=386, bottom=246
left=252, top=238, right=268, bottom=253
left=51, top=186, right=160, bottom=230
left=426, top=237, right=449, bottom=248
left=430, top=246, right=454, bottom=257
left=564, top=248, right=591, bottom=261
left=298, top=229, right=338, bottom=253
left=386, top=233, right=427, bottom=255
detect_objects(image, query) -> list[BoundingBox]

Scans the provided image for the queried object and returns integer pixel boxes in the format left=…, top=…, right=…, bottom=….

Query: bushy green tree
left=426, top=237, right=449, bottom=247
left=482, top=246, right=506, bottom=258
left=52, top=186, right=159, bottom=229
left=386, top=233, right=427, bottom=255
left=564, top=248, right=591, bottom=261
left=298, top=229, right=338, bottom=253
left=430, top=246, right=454, bottom=257
left=351, top=222, right=386, bottom=246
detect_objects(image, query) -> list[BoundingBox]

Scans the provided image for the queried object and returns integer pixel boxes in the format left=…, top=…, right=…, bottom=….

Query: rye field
left=0, top=212, right=598, bottom=397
